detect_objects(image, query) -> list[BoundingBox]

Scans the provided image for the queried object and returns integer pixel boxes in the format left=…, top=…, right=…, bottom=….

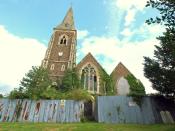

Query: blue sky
left=0, top=0, right=108, bottom=41
left=0, top=0, right=164, bottom=95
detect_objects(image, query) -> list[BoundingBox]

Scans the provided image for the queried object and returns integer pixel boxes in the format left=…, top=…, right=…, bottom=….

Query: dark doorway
left=84, top=101, right=94, bottom=121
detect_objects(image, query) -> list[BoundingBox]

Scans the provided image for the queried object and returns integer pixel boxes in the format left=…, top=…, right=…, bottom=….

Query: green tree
left=40, top=85, right=60, bottom=99
left=0, top=94, right=3, bottom=98
left=61, top=68, right=80, bottom=92
left=9, top=66, right=93, bottom=101
left=145, top=0, right=175, bottom=29
left=9, top=66, right=52, bottom=99
left=9, top=88, right=27, bottom=99
left=144, top=0, right=175, bottom=97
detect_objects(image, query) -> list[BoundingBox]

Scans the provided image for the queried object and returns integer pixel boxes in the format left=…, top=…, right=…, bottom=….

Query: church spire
left=56, top=7, right=75, bottom=30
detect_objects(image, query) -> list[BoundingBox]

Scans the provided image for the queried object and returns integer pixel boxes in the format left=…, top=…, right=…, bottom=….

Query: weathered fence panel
left=97, top=96, right=175, bottom=124
left=1, top=96, right=174, bottom=124
left=0, top=99, right=84, bottom=122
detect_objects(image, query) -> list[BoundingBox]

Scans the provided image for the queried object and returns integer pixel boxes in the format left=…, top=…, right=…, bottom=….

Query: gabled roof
left=111, top=62, right=131, bottom=76
left=111, top=62, right=131, bottom=82
left=76, top=52, right=105, bottom=72
left=55, top=7, right=75, bottom=30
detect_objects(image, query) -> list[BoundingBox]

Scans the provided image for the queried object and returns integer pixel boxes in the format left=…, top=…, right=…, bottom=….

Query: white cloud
left=120, top=28, right=133, bottom=37
left=146, top=24, right=165, bottom=35
left=124, top=8, right=137, bottom=26
left=115, top=0, right=147, bottom=11
left=0, top=25, right=46, bottom=95
left=104, top=1, right=125, bottom=36
left=77, top=30, right=89, bottom=40
left=134, top=23, right=165, bottom=39
left=119, top=23, right=165, bottom=42
left=105, top=0, right=148, bottom=36
left=114, top=0, right=148, bottom=31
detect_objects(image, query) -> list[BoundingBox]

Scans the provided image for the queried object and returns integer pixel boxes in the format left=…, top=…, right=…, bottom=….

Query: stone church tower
left=42, top=7, right=77, bottom=82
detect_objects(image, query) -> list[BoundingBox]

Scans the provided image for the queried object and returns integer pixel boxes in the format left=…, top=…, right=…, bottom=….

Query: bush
left=8, top=66, right=93, bottom=101
left=9, top=88, right=28, bottom=99
left=0, top=94, right=3, bottom=98
left=66, top=89, right=93, bottom=101
left=61, top=68, right=81, bottom=92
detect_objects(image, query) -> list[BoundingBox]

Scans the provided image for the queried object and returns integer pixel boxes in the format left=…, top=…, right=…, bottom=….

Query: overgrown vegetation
left=0, top=94, right=3, bottom=98
left=60, top=68, right=81, bottom=92
left=126, top=74, right=146, bottom=96
left=49, top=88, right=93, bottom=101
left=66, top=88, right=93, bottom=101
left=9, top=66, right=52, bottom=99
left=8, top=66, right=92, bottom=101
left=144, top=0, right=175, bottom=98
left=100, top=69, right=115, bottom=95
left=125, top=74, right=146, bottom=105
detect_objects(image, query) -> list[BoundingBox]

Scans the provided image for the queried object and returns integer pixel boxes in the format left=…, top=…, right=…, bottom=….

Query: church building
left=42, top=7, right=136, bottom=95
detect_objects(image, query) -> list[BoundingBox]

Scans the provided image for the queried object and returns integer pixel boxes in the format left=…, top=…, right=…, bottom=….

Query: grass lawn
left=0, top=122, right=175, bottom=131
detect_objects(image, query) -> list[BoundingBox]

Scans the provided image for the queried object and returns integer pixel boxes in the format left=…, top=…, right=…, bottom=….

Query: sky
left=0, top=0, right=165, bottom=95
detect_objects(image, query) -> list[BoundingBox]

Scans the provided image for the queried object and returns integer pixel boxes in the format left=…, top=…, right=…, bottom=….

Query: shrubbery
left=0, top=94, right=3, bottom=98
left=8, top=66, right=92, bottom=101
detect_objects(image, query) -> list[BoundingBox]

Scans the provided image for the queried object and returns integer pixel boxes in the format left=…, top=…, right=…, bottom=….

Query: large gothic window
left=81, top=64, right=98, bottom=93
left=59, top=34, right=68, bottom=45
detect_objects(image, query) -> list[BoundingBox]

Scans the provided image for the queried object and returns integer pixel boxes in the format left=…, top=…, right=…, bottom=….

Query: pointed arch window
left=81, top=64, right=98, bottom=93
left=50, top=64, right=55, bottom=70
left=61, top=64, right=65, bottom=71
left=59, top=34, right=68, bottom=45
left=42, top=60, right=48, bottom=68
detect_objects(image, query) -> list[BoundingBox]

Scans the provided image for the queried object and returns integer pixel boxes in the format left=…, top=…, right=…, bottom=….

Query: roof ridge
left=110, top=62, right=131, bottom=76
left=77, top=52, right=108, bottom=74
